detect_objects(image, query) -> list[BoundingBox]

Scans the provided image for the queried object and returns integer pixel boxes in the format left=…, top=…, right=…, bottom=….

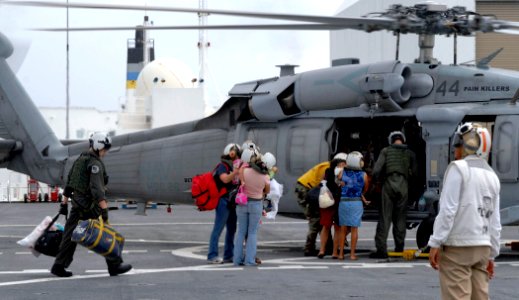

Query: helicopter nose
left=0, top=32, right=14, bottom=59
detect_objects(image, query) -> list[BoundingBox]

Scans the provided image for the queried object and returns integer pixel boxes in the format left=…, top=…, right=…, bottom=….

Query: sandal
left=317, top=253, right=325, bottom=259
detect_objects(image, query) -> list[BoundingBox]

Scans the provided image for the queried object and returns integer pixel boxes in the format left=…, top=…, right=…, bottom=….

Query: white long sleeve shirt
left=428, top=155, right=501, bottom=259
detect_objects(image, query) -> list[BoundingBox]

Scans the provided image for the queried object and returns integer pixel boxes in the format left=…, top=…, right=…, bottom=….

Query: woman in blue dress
left=337, top=151, right=370, bottom=260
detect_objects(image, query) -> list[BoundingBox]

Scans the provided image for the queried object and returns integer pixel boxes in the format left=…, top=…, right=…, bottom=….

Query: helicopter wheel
left=416, top=217, right=435, bottom=252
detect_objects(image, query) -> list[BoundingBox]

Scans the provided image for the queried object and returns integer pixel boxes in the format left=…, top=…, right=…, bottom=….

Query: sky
left=0, top=0, right=345, bottom=111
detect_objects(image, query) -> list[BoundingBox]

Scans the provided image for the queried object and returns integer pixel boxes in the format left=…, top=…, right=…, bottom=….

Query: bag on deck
left=235, top=185, right=248, bottom=206
left=34, top=213, right=65, bottom=257
left=192, top=163, right=229, bottom=211
left=71, top=216, right=125, bottom=260
left=318, top=182, right=335, bottom=209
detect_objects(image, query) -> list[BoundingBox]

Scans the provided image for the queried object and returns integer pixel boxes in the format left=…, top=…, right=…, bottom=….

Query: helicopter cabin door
left=492, top=116, right=519, bottom=182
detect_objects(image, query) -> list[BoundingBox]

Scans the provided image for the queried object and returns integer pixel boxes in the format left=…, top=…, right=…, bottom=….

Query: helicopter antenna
left=476, top=48, right=504, bottom=69
left=509, top=88, right=519, bottom=105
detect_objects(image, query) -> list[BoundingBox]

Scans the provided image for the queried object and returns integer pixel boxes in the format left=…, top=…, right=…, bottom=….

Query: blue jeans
left=233, top=200, right=263, bottom=266
left=207, top=196, right=237, bottom=260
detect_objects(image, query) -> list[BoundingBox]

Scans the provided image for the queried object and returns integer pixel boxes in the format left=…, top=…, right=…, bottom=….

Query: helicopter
left=1, top=1, right=519, bottom=249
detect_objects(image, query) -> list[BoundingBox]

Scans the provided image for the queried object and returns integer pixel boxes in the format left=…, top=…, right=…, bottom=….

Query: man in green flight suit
left=370, top=131, right=417, bottom=258
left=51, top=132, right=132, bottom=277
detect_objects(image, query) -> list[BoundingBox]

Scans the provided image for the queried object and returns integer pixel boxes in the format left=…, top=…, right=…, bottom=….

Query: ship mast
left=198, top=0, right=210, bottom=111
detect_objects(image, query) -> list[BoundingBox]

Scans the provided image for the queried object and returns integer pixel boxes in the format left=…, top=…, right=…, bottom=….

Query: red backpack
left=191, top=163, right=230, bottom=211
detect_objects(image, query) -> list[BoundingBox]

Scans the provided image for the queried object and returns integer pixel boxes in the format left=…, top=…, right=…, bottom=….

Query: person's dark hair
left=329, top=158, right=342, bottom=169
left=221, top=154, right=232, bottom=160
left=250, top=160, right=269, bottom=175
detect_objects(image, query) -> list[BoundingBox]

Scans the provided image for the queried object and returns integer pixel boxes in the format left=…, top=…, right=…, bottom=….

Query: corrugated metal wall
left=476, top=1, right=519, bottom=70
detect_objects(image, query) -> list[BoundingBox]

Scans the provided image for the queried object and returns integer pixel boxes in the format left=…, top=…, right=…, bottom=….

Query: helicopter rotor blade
left=492, top=20, right=519, bottom=31
left=5, top=1, right=519, bottom=37
left=494, top=29, right=519, bottom=35
left=2, top=1, right=394, bottom=30
left=30, top=24, right=348, bottom=32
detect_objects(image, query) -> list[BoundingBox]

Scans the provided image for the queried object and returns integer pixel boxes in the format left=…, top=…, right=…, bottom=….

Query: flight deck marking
left=342, top=263, right=425, bottom=269
left=0, top=265, right=242, bottom=287
left=0, top=269, right=49, bottom=274
left=122, top=250, right=148, bottom=254
left=259, top=266, right=328, bottom=270
left=171, top=245, right=207, bottom=260
left=0, top=262, right=518, bottom=287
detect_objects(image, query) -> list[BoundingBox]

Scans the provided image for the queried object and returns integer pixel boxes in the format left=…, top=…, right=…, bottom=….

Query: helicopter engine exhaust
left=233, top=61, right=431, bottom=121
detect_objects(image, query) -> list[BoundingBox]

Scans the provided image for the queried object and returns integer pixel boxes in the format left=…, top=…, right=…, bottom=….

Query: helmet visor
left=452, top=133, right=463, bottom=148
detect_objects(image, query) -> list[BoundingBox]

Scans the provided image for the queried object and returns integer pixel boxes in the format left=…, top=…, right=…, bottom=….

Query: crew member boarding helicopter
left=2, top=1, right=519, bottom=248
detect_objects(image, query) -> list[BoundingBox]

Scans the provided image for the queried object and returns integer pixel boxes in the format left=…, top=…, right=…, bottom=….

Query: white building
left=41, top=106, right=118, bottom=139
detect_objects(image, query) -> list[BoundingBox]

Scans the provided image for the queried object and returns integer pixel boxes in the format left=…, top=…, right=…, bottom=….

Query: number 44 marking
left=436, top=80, right=459, bottom=97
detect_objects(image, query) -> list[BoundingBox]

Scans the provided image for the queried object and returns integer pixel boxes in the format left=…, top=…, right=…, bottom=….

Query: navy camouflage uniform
left=53, top=150, right=123, bottom=270
left=372, top=143, right=417, bottom=254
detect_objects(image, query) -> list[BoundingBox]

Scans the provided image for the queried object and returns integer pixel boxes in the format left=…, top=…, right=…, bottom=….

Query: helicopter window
left=494, top=121, right=514, bottom=174
left=244, top=127, right=278, bottom=156
left=287, top=127, right=323, bottom=176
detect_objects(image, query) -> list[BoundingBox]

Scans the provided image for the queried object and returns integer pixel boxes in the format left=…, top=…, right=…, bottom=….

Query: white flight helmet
left=223, top=143, right=241, bottom=156
left=262, top=152, right=276, bottom=169
left=333, top=152, right=348, bottom=162
left=242, top=140, right=260, bottom=153
left=89, top=132, right=112, bottom=151
left=241, top=148, right=258, bottom=163
left=453, top=122, right=492, bottom=159
left=346, top=151, right=364, bottom=170
left=388, top=131, right=406, bottom=144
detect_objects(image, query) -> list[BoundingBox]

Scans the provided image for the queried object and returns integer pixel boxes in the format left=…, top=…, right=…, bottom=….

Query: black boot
left=51, top=264, right=73, bottom=277
left=369, top=251, right=388, bottom=259
left=303, top=249, right=319, bottom=257
left=108, top=263, right=132, bottom=276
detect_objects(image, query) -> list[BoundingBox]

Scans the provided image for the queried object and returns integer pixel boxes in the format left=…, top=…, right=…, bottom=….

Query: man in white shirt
left=428, top=122, right=501, bottom=300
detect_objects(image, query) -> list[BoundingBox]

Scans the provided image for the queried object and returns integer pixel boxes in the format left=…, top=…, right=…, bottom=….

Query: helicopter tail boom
left=0, top=32, right=66, bottom=184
